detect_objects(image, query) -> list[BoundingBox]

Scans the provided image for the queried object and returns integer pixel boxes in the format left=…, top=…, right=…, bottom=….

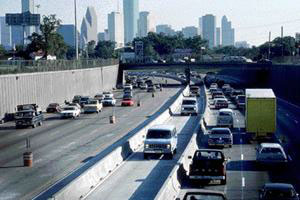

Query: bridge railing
left=0, top=59, right=119, bottom=75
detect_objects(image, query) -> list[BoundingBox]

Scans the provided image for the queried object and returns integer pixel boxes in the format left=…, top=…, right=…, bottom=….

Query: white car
left=83, top=99, right=103, bottom=113
left=217, top=108, right=234, bottom=128
left=181, top=97, right=198, bottom=116
left=256, top=143, right=288, bottom=165
left=102, top=97, right=116, bottom=106
left=103, top=91, right=114, bottom=98
left=124, top=84, right=133, bottom=90
left=94, top=94, right=104, bottom=102
left=60, top=106, right=80, bottom=118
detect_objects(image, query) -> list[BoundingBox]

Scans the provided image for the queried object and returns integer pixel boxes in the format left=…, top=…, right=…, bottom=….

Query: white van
left=256, top=143, right=288, bottom=165
left=217, top=108, right=234, bottom=128
left=144, top=125, right=177, bottom=159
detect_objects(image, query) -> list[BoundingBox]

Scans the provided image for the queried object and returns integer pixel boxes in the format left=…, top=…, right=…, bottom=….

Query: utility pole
left=74, top=0, right=79, bottom=60
left=268, top=31, right=271, bottom=59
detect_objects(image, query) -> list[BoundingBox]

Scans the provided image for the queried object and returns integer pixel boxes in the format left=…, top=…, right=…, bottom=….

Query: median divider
left=154, top=86, right=208, bottom=200
left=46, top=86, right=189, bottom=200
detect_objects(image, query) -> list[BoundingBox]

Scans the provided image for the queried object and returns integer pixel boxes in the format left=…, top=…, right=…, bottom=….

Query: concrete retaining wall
left=0, top=65, right=119, bottom=117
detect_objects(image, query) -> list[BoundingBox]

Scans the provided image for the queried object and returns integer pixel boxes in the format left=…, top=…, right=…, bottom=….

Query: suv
left=208, top=128, right=233, bottom=148
left=188, top=149, right=228, bottom=185
left=181, top=97, right=198, bottom=116
left=256, top=143, right=288, bottom=166
left=143, top=125, right=177, bottom=159
left=15, top=104, right=44, bottom=129
left=217, top=108, right=234, bottom=128
left=259, top=183, right=299, bottom=200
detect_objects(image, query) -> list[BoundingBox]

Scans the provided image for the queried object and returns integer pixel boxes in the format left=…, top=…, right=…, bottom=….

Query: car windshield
left=49, top=103, right=57, bottom=107
left=80, top=98, right=89, bottom=101
left=194, top=151, right=223, bottom=160
left=88, top=101, right=98, bottom=104
left=183, top=100, right=196, bottom=105
left=211, top=129, right=230, bottom=135
left=219, top=111, right=232, bottom=116
left=261, top=148, right=283, bottom=154
left=264, top=189, right=296, bottom=198
left=104, top=97, right=113, bottom=100
left=123, top=98, right=132, bottom=101
left=16, top=112, right=33, bottom=117
left=146, top=130, right=171, bottom=139
left=185, top=194, right=225, bottom=200
left=64, top=107, right=75, bottom=111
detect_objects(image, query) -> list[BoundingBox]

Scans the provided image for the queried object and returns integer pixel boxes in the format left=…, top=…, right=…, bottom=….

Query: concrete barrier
left=48, top=86, right=188, bottom=200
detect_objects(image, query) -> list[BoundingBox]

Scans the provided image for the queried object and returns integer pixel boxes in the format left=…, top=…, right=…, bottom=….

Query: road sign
left=6, top=11, right=40, bottom=26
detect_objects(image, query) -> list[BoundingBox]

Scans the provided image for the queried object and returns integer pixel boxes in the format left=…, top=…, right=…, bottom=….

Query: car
left=15, top=104, right=44, bottom=128
left=46, top=103, right=61, bottom=113
left=222, top=84, right=230, bottom=90
left=94, top=94, right=104, bottom=102
left=210, top=83, right=218, bottom=88
left=214, top=98, right=229, bottom=109
left=124, top=83, right=133, bottom=90
left=230, top=89, right=244, bottom=100
left=236, top=95, right=245, bottom=108
left=256, top=143, right=288, bottom=166
left=208, top=128, right=233, bottom=148
left=224, top=87, right=233, bottom=96
left=209, top=87, right=218, bottom=94
left=140, top=83, right=148, bottom=90
left=212, top=91, right=224, bottom=99
left=154, top=83, right=161, bottom=89
left=83, top=99, right=103, bottom=113
left=79, top=96, right=90, bottom=107
left=67, top=103, right=81, bottom=109
left=121, top=97, right=134, bottom=106
left=102, top=97, right=116, bottom=106
left=143, top=124, right=177, bottom=159
left=181, top=97, right=198, bottom=116
left=72, top=95, right=82, bottom=103
left=217, top=108, right=234, bottom=128
left=176, top=189, right=227, bottom=200
left=103, top=91, right=114, bottom=98
left=60, top=106, right=80, bottom=119
left=190, top=86, right=200, bottom=97
left=259, top=183, right=299, bottom=200
left=147, top=86, right=156, bottom=93
left=188, top=149, right=228, bottom=185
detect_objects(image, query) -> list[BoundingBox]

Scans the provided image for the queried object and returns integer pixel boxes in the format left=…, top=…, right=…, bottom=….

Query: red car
left=121, top=98, right=134, bottom=106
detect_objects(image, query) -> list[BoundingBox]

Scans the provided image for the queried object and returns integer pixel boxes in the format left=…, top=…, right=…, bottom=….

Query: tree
left=0, top=45, right=6, bottom=57
left=27, top=15, right=67, bottom=59
left=94, top=41, right=116, bottom=59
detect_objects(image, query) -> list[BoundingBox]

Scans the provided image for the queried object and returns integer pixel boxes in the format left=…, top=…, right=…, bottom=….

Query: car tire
left=143, top=153, right=148, bottom=159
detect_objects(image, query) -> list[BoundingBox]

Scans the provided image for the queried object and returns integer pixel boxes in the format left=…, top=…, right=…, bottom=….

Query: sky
left=0, top=0, right=300, bottom=46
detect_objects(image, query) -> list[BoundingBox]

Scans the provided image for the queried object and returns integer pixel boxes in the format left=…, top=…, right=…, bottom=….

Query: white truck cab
left=144, top=125, right=177, bottom=159
left=181, top=97, right=198, bottom=116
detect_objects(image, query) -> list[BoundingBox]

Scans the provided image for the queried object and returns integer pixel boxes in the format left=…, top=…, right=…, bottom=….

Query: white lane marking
left=295, top=120, right=298, bottom=124
left=242, top=177, right=245, bottom=187
left=240, top=138, right=243, bottom=143
left=241, top=154, right=244, bottom=160
left=286, top=113, right=289, bottom=117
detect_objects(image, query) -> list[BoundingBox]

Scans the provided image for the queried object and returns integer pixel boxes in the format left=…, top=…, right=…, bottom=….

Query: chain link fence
left=0, top=59, right=119, bottom=75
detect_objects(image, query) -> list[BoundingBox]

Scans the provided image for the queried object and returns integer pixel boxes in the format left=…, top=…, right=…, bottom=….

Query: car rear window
left=261, top=148, right=282, bottom=154
left=219, top=112, right=232, bottom=116
left=185, top=194, right=225, bottom=200
left=183, top=100, right=196, bottom=105
left=146, top=130, right=171, bottom=139
left=265, top=189, right=296, bottom=198
left=194, top=151, right=223, bottom=160
left=211, top=129, right=230, bottom=135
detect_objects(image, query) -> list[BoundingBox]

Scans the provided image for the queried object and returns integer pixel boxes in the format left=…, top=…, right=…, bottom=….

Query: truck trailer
left=245, top=89, right=276, bottom=140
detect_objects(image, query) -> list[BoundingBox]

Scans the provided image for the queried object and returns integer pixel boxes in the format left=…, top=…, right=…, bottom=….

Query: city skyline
left=0, top=0, right=300, bottom=46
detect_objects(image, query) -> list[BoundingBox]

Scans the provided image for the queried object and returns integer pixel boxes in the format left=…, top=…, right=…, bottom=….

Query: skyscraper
left=198, top=17, right=202, bottom=37
left=0, top=16, right=11, bottom=49
left=108, top=11, right=124, bottom=48
left=221, top=16, right=235, bottom=46
left=138, top=11, right=150, bottom=38
left=22, top=0, right=36, bottom=44
left=123, top=0, right=139, bottom=44
left=11, top=26, right=23, bottom=47
left=80, top=6, right=98, bottom=48
left=182, top=26, right=198, bottom=38
left=216, top=27, right=221, bottom=46
left=57, top=24, right=78, bottom=47
left=202, top=14, right=216, bottom=48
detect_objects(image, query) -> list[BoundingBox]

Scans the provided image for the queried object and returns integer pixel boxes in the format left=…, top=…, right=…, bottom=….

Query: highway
left=85, top=85, right=206, bottom=200
left=0, top=78, right=181, bottom=200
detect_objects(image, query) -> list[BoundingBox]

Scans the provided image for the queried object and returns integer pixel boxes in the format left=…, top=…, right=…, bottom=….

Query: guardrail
left=155, top=86, right=208, bottom=200
left=35, top=86, right=190, bottom=200
left=0, top=59, right=119, bottom=75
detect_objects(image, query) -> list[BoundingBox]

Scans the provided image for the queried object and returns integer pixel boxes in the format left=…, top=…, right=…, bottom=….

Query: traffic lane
left=85, top=115, right=198, bottom=200
left=0, top=89, right=146, bottom=166
left=0, top=87, right=181, bottom=200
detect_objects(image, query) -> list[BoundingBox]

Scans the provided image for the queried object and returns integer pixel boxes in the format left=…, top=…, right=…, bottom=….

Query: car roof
left=183, top=97, right=197, bottom=100
left=179, top=188, right=226, bottom=198
left=219, top=108, right=233, bottom=113
left=211, top=127, right=231, bottom=131
left=264, top=183, right=295, bottom=190
left=260, top=143, right=282, bottom=148
left=149, top=124, right=175, bottom=131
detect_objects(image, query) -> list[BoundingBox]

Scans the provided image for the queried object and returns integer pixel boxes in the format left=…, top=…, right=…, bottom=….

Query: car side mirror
left=188, top=156, right=192, bottom=159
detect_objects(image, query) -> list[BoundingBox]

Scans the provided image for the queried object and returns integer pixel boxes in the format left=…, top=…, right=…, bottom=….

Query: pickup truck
left=15, top=104, right=44, bottom=128
left=190, top=86, right=200, bottom=97
left=188, top=149, right=228, bottom=185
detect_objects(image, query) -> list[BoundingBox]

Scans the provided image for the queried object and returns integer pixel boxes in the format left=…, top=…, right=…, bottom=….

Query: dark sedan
left=46, top=103, right=61, bottom=113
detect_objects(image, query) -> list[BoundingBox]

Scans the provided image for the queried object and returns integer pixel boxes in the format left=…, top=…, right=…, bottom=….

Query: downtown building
left=156, top=24, right=176, bottom=36
left=182, top=26, right=198, bottom=38
left=57, top=24, right=79, bottom=47
left=108, top=11, right=124, bottom=48
left=80, top=6, right=98, bottom=48
left=138, top=11, right=152, bottom=38
left=221, top=16, right=235, bottom=46
left=201, top=14, right=216, bottom=48
left=0, top=16, right=11, bottom=49
left=22, top=0, right=37, bottom=44
left=123, top=0, right=139, bottom=44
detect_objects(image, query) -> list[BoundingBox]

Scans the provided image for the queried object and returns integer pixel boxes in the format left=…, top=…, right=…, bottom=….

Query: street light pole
left=74, top=0, right=79, bottom=60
